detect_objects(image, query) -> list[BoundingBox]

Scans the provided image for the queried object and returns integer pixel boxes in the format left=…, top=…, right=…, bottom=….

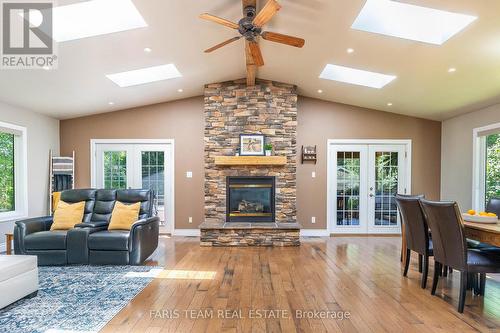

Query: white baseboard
left=300, top=229, right=330, bottom=237
left=173, top=229, right=200, bottom=236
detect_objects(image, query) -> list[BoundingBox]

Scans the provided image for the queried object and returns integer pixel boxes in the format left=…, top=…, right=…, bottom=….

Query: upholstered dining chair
left=419, top=199, right=500, bottom=313
left=396, top=194, right=432, bottom=288
left=486, top=197, right=500, bottom=217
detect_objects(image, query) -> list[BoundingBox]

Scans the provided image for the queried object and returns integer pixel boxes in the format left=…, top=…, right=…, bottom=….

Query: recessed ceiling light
left=317, top=89, right=323, bottom=94
left=106, top=64, right=182, bottom=87
left=144, top=47, right=152, bottom=53
left=108, top=102, right=114, bottom=105
left=24, top=0, right=148, bottom=42
left=387, top=102, right=393, bottom=106
left=448, top=67, right=457, bottom=73
left=347, top=48, right=354, bottom=54
left=319, top=64, right=396, bottom=89
left=177, top=88, right=184, bottom=93
left=351, top=0, right=477, bottom=45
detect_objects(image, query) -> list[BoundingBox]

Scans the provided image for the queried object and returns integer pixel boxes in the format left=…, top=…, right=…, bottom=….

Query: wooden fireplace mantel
left=214, top=156, right=287, bottom=166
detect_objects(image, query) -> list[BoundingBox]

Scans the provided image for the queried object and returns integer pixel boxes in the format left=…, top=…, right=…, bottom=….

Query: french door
left=329, top=141, right=410, bottom=234
left=93, top=141, right=173, bottom=232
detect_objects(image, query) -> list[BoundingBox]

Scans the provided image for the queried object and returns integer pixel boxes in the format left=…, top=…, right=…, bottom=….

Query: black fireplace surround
left=226, top=176, right=275, bottom=222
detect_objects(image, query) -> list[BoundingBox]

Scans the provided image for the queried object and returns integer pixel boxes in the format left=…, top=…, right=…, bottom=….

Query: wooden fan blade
left=204, top=37, right=241, bottom=53
left=199, top=13, right=239, bottom=29
left=253, top=0, right=281, bottom=27
left=248, top=41, right=264, bottom=66
left=261, top=31, right=305, bottom=48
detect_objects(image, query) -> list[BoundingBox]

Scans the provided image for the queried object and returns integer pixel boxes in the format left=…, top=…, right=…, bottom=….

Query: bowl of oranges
left=462, top=209, right=498, bottom=223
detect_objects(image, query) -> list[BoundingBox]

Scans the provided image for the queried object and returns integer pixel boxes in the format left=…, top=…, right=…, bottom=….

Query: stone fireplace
left=226, top=176, right=275, bottom=223
left=200, top=79, right=300, bottom=246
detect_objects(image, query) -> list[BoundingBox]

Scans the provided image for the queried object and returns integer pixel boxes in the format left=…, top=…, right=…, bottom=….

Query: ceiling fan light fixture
left=200, top=0, right=304, bottom=86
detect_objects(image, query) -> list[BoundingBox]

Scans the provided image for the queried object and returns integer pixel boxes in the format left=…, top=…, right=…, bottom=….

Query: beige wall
left=297, top=97, right=442, bottom=229
left=60, top=97, right=205, bottom=230
left=441, top=104, right=500, bottom=209
left=60, top=95, right=442, bottom=230
left=0, top=102, right=59, bottom=247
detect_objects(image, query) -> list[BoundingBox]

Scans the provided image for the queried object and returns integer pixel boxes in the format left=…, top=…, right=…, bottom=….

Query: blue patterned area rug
left=0, top=265, right=161, bottom=333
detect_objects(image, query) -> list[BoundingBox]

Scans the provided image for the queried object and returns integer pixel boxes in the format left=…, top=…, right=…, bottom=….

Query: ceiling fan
left=200, top=0, right=305, bottom=86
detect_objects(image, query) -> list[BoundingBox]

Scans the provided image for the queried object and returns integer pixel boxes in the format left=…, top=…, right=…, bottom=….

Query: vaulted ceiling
left=0, top=0, right=499, bottom=120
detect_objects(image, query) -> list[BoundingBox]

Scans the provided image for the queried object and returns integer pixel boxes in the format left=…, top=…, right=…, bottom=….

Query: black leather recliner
left=14, top=189, right=159, bottom=266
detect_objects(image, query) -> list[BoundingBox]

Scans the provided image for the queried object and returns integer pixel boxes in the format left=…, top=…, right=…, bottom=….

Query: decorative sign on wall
left=301, top=145, right=317, bottom=164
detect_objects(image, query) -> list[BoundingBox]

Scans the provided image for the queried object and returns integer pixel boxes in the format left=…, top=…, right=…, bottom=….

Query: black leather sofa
left=14, top=189, right=159, bottom=266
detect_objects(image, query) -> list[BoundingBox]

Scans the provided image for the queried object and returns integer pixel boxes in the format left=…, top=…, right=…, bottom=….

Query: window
left=473, top=123, right=500, bottom=211
left=0, top=121, right=27, bottom=220
left=485, top=133, right=500, bottom=205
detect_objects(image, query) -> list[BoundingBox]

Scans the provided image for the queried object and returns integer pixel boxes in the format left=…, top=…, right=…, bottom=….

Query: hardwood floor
left=101, top=236, right=500, bottom=333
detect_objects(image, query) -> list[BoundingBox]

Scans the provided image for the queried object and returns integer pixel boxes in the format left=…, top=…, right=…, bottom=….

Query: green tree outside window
left=485, top=133, right=500, bottom=205
left=0, top=132, right=15, bottom=212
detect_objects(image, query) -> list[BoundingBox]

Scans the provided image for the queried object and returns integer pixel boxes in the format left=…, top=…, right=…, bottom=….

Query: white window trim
left=0, top=121, right=28, bottom=222
left=472, top=122, right=500, bottom=211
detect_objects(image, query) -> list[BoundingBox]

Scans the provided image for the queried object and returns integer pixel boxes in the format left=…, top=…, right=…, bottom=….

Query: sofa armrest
left=75, top=222, right=109, bottom=228
left=67, top=225, right=106, bottom=264
left=131, top=216, right=159, bottom=231
left=14, top=216, right=53, bottom=254
left=129, top=216, right=160, bottom=265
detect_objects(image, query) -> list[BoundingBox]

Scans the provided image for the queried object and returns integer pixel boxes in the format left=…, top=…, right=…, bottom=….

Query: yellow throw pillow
left=52, top=192, right=61, bottom=213
left=51, top=201, right=85, bottom=230
left=108, top=201, right=141, bottom=230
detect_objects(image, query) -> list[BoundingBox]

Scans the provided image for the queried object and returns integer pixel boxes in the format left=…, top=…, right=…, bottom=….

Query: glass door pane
left=373, top=152, right=398, bottom=226
left=141, top=151, right=165, bottom=208
left=95, top=144, right=133, bottom=190
left=133, top=144, right=169, bottom=230
left=336, top=151, right=361, bottom=226
left=103, top=151, right=128, bottom=189
left=331, top=145, right=368, bottom=233
left=367, top=145, right=405, bottom=233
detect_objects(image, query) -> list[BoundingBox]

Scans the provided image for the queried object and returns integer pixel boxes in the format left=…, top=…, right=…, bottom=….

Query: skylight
left=351, top=0, right=477, bottom=45
left=25, top=0, right=148, bottom=42
left=106, top=64, right=182, bottom=87
left=319, top=64, right=396, bottom=89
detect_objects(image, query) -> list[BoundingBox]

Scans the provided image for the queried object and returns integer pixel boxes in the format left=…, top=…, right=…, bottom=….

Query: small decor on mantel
left=264, top=143, right=273, bottom=156
left=240, top=134, right=265, bottom=156
left=301, top=145, right=317, bottom=164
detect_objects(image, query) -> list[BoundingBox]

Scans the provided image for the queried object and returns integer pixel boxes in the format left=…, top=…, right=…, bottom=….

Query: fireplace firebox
left=226, top=176, right=275, bottom=222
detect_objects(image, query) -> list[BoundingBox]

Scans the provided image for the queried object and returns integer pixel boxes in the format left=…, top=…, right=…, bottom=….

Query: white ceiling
left=1, top=0, right=499, bottom=120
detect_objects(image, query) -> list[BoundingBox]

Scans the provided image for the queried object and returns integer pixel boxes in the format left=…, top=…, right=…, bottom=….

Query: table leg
left=5, top=234, right=13, bottom=255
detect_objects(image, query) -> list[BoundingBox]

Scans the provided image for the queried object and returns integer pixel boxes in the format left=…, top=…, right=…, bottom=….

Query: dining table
left=463, top=220, right=500, bottom=247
